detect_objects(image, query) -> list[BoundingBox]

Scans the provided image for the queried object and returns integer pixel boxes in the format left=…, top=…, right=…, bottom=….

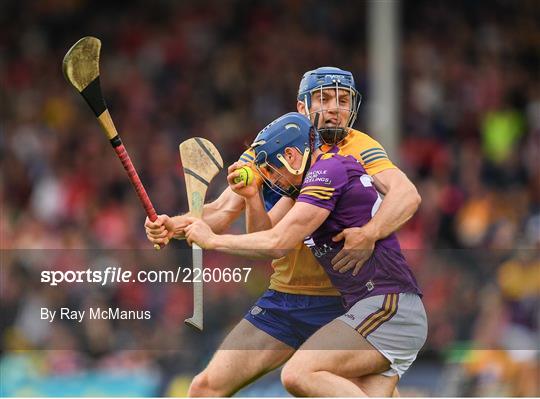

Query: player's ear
left=297, top=100, right=307, bottom=115
left=284, top=147, right=294, bottom=161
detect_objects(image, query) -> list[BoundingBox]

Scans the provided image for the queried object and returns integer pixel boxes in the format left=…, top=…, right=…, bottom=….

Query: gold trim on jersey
left=301, top=191, right=333, bottom=200
left=320, top=153, right=336, bottom=160
left=300, top=185, right=335, bottom=192
left=299, top=185, right=335, bottom=200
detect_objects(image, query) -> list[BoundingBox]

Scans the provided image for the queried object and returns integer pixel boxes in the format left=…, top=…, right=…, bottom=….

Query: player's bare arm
left=143, top=186, right=245, bottom=246
left=184, top=202, right=329, bottom=259
left=200, top=186, right=246, bottom=233
left=244, top=192, right=271, bottom=232
left=246, top=195, right=295, bottom=232
left=226, top=161, right=272, bottom=233
left=331, top=167, right=421, bottom=275
left=226, top=161, right=295, bottom=233
left=369, top=167, right=421, bottom=236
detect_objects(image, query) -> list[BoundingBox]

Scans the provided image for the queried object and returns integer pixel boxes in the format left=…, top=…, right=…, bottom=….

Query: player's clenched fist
left=184, top=218, right=216, bottom=249
left=144, top=214, right=176, bottom=246
left=227, top=162, right=260, bottom=199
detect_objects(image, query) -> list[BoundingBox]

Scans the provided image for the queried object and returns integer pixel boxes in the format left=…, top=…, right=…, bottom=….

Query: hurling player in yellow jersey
left=145, top=67, right=421, bottom=396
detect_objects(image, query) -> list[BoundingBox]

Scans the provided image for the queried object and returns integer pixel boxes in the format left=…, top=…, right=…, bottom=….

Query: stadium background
left=1, top=0, right=539, bottom=396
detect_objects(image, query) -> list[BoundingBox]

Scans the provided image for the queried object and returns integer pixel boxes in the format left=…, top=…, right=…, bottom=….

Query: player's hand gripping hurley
left=180, top=138, right=223, bottom=331
left=63, top=37, right=161, bottom=249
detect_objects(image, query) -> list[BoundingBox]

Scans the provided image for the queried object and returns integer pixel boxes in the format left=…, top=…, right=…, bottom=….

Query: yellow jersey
left=239, top=128, right=396, bottom=295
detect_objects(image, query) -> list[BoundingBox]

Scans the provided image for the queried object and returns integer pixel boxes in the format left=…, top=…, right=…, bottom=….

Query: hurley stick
left=63, top=36, right=161, bottom=249
left=179, top=137, right=223, bottom=330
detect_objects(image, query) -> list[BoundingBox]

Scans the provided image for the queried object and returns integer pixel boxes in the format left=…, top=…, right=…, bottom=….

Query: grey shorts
left=338, top=292, right=428, bottom=378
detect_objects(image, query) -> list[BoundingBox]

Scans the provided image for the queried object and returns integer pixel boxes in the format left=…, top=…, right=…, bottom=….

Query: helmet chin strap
left=277, top=147, right=313, bottom=199
left=281, top=159, right=312, bottom=199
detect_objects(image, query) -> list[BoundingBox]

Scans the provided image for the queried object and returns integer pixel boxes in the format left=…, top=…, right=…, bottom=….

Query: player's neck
left=312, top=149, right=324, bottom=163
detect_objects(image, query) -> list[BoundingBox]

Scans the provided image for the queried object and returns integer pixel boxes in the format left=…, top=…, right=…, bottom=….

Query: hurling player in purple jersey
left=184, top=112, right=427, bottom=397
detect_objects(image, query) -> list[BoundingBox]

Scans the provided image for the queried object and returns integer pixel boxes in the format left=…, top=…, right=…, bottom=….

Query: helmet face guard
left=303, top=83, right=360, bottom=145
left=298, top=67, right=362, bottom=145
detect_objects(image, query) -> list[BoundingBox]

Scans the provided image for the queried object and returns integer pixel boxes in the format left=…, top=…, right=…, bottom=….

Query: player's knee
left=188, top=372, right=208, bottom=397
left=281, top=362, right=309, bottom=395
left=189, top=370, right=233, bottom=397
left=188, top=372, right=220, bottom=397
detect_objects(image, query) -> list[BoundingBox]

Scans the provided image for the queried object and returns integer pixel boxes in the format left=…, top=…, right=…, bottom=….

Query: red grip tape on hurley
left=114, top=144, right=158, bottom=222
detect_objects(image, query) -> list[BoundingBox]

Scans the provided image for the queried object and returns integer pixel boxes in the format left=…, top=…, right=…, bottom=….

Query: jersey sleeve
left=296, top=156, right=347, bottom=212
left=358, top=136, right=396, bottom=175
left=238, top=148, right=255, bottom=164
left=339, top=131, right=396, bottom=175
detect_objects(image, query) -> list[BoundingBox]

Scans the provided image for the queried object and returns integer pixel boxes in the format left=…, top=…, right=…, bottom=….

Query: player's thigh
left=289, top=318, right=391, bottom=377
left=204, top=319, right=295, bottom=386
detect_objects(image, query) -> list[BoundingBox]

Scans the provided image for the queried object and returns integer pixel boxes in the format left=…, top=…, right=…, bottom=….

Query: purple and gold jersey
left=297, top=149, right=421, bottom=308
left=239, top=128, right=398, bottom=296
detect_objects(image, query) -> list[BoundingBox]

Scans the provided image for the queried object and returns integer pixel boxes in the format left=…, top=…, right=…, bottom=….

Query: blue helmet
left=297, top=66, right=361, bottom=145
left=251, top=112, right=318, bottom=197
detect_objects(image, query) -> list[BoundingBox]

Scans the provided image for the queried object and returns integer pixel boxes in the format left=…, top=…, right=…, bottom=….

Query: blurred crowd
left=1, top=0, right=538, bottom=396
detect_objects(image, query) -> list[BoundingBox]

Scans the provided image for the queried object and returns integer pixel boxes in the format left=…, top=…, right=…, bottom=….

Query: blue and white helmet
left=297, top=66, right=361, bottom=145
left=251, top=112, right=318, bottom=197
